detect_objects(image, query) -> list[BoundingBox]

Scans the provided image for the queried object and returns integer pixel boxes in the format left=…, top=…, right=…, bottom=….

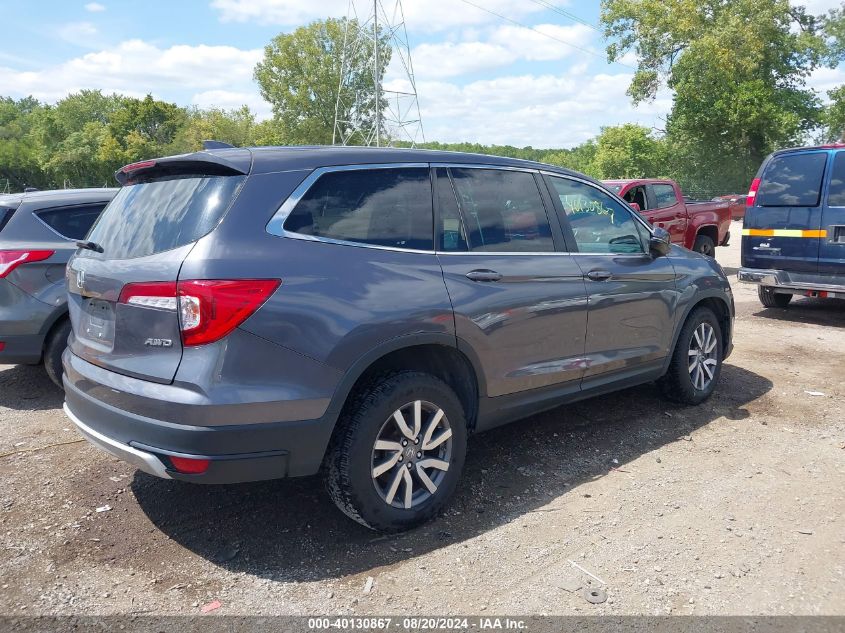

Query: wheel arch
left=662, top=293, right=732, bottom=375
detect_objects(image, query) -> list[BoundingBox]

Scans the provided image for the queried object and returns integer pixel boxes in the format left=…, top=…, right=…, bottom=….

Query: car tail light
left=0, top=342, right=5, bottom=352
left=746, top=178, right=761, bottom=207
left=168, top=456, right=210, bottom=474
left=0, top=250, right=54, bottom=278
left=119, top=159, right=156, bottom=175
left=118, top=279, right=280, bottom=346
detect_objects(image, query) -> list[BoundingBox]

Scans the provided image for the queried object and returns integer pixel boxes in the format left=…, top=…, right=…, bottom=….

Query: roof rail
left=202, top=140, right=235, bottom=150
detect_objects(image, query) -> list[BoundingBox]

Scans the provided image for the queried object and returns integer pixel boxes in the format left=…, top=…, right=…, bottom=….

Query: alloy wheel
left=371, top=400, right=453, bottom=509
left=688, top=322, right=718, bottom=391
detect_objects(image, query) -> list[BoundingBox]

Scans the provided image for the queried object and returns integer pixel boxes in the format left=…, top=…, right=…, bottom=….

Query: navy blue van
left=739, top=144, right=845, bottom=307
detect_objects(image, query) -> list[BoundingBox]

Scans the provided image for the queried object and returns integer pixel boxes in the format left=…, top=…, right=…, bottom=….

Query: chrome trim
left=738, top=267, right=845, bottom=293
left=431, top=162, right=540, bottom=174
left=64, top=403, right=172, bottom=479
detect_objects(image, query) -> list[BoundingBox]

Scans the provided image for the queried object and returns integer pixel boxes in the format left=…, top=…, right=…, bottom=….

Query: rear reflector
left=169, top=456, right=211, bottom=474
left=0, top=342, right=5, bottom=352
left=746, top=178, right=761, bottom=206
left=0, top=250, right=54, bottom=278
left=118, top=278, right=280, bottom=346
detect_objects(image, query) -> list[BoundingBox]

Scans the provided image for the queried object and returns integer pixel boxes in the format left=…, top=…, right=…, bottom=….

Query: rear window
left=284, top=168, right=433, bottom=250
left=827, top=152, right=845, bottom=206
left=0, top=207, right=15, bottom=233
left=758, top=152, right=827, bottom=207
left=653, top=184, right=678, bottom=208
left=35, top=203, right=106, bottom=240
left=86, top=175, right=244, bottom=259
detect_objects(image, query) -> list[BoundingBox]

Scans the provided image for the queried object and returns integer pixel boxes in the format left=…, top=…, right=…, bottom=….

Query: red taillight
left=178, top=279, right=280, bottom=346
left=0, top=342, right=5, bottom=352
left=0, top=250, right=54, bottom=278
left=118, top=279, right=280, bottom=346
left=169, top=456, right=210, bottom=474
left=746, top=178, right=761, bottom=207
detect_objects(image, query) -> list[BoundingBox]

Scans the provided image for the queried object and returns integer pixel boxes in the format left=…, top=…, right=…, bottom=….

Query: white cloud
left=0, top=40, right=261, bottom=102
left=57, top=22, right=99, bottom=48
left=191, top=89, right=273, bottom=119
left=808, top=66, right=845, bottom=98
left=794, top=0, right=842, bottom=15
left=488, top=23, right=596, bottom=61
left=84, top=2, right=106, bottom=11
left=210, top=0, right=546, bottom=32
left=409, top=41, right=511, bottom=79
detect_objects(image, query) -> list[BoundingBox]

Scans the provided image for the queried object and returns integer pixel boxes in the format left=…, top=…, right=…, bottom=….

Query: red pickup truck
left=603, top=179, right=732, bottom=257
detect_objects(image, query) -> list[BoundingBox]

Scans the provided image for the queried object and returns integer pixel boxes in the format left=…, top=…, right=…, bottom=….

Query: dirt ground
left=1, top=220, right=843, bottom=616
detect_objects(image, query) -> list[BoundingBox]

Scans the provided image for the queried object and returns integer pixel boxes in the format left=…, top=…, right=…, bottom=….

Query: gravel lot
left=1, top=221, right=843, bottom=616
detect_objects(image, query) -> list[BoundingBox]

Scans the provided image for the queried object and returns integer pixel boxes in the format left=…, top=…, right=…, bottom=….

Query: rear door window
left=35, top=203, right=106, bottom=240
left=827, top=152, right=845, bottom=206
left=284, top=168, right=433, bottom=250
left=652, top=184, right=678, bottom=208
left=758, top=152, right=827, bottom=207
left=449, top=168, right=554, bottom=252
left=86, top=175, right=244, bottom=259
left=0, top=207, right=16, bottom=233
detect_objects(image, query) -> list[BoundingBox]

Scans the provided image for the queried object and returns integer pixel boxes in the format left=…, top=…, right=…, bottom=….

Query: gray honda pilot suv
left=63, top=147, right=734, bottom=532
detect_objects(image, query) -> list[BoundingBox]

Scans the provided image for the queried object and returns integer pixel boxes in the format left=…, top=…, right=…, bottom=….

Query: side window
left=623, top=186, right=647, bottom=210
left=284, top=168, right=433, bottom=250
left=435, top=168, right=468, bottom=252
left=548, top=177, right=646, bottom=254
left=35, top=203, right=106, bottom=240
left=758, top=152, right=827, bottom=207
left=827, top=152, right=845, bottom=206
left=652, top=184, right=679, bottom=209
left=449, top=168, right=553, bottom=253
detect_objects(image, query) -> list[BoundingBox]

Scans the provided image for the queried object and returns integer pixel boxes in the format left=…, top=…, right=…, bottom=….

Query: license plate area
left=80, top=298, right=115, bottom=350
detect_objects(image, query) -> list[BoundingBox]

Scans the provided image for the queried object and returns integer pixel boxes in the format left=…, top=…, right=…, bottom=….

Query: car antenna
left=202, top=140, right=235, bottom=150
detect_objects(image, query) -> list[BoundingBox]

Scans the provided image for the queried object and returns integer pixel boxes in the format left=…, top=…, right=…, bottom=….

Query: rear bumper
left=0, top=333, right=44, bottom=364
left=737, top=268, right=845, bottom=297
left=62, top=353, right=338, bottom=484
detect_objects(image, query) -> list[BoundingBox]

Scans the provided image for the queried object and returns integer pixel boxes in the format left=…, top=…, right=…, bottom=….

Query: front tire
left=758, top=286, right=792, bottom=308
left=43, top=319, right=71, bottom=390
left=692, top=234, right=715, bottom=257
left=325, top=371, right=467, bottom=532
left=658, top=307, right=723, bottom=405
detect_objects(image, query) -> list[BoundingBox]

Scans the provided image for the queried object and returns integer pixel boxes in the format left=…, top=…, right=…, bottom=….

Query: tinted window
left=0, top=207, right=15, bottom=233
left=449, top=168, right=553, bottom=252
left=87, top=175, right=244, bottom=259
left=285, top=168, right=433, bottom=250
left=652, top=184, right=678, bottom=208
left=548, top=177, right=645, bottom=254
left=35, top=203, right=105, bottom=240
left=435, top=168, right=467, bottom=252
left=827, top=152, right=845, bottom=206
left=758, top=152, right=827, bottom=207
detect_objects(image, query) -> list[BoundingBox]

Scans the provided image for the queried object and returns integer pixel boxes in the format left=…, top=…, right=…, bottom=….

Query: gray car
left=63, top=147, right=733, bottom=532
left=0, top=188, right=116, bottom=386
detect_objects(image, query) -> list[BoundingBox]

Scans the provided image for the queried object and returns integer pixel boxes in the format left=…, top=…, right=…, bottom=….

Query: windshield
left=85, top=175, right=244, bottom=259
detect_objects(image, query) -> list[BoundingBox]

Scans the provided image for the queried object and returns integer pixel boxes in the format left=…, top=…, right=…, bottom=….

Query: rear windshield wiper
left=76, top=240, right=104, bottom=253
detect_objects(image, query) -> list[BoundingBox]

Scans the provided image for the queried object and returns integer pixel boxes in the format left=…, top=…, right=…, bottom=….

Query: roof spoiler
left=114, top=149, right=251, bottom=185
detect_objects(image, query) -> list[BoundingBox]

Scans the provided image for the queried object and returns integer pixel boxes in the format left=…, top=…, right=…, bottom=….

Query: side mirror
left=649, top=226, right=671, bottom=257
left=628, top=202, right=641, bottom=213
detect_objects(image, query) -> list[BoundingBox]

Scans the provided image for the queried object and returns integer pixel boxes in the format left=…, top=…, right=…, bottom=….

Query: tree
left=601, top=0, right=841, bottom=193
left=590, top=124, right=667, bottom=178
left=254, top=18, right=390, bottom=145
left=172, top=106, right=258, bottom=153
left=823, top=85, right=845, bottom=142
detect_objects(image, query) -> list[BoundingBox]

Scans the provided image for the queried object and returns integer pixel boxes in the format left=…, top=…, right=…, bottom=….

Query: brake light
left=746, top=178, right=761, bottom=206
left=0, top=250, right=54, bottom=278
left=119, top=159, right=156, bottom=175
left=118, top=279, right=280, bottom=346
left=169, top=456, right=210, bottom=474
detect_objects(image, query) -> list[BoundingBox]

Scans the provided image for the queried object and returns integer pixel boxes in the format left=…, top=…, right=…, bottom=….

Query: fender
left=660, top=288, right=733, bottom=374
left=322, top=331, right=487, bottom=419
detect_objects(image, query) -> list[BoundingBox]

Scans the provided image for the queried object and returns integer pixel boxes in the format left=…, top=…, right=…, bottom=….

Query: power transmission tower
left=333, top=0, right=424, bottom=147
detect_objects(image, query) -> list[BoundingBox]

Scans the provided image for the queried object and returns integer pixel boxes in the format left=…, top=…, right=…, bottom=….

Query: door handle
left=465, top=269, right=503, bottom=282
left=586, top=269, right=613, bottom=281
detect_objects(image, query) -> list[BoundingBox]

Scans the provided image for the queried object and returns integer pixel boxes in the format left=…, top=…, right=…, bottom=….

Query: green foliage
left=601, top=0, right=843, bottom=193
left=591, top=124, right=667, bottom=178
left=823, top=85, right=845, bottom=142
left=254, top=18, right=390, bottom=145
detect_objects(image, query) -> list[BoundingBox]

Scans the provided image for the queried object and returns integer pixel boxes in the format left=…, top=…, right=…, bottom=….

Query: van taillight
left=746, top=178, right=761, bottom=206
left=118, top=279, right=280, bottom=346
left=0, top=250, right=54, bottom=278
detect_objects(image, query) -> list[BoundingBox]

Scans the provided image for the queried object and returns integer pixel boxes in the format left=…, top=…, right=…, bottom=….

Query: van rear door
left=742, top=150, right=828, bottom=273
left=820, top=150, right=845, bottom=276
left=67, top=154, right=249, bottom=384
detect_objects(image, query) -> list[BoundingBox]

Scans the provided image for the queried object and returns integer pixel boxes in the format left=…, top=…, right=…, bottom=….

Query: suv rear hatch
left=67, top=152, right=251, bottom=383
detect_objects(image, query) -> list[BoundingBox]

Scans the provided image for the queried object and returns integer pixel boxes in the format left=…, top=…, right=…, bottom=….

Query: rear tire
left=325, top=371, right=467, bottom=532
left=692, top=234, right=716, bottom=257
left=758, top=286, right=792, bottom=308
left=658, top=307, right=723, bottom=405
left=43, top=319, right=71, bottom=390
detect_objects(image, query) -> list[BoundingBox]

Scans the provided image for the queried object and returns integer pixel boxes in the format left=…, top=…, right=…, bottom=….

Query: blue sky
left=1, top=0, right=842, bottom=148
